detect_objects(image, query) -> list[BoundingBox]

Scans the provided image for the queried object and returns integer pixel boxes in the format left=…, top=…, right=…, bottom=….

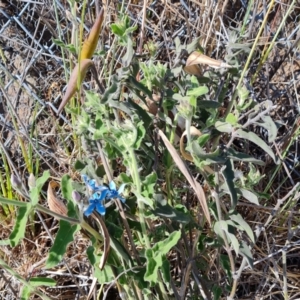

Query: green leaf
left=145, top=231, right=181, bottom=285
left=142, top=172, right=157, bottom=197
left=61, top=175, right=78, bottom=218
left=225, top=228, right=240, bottom=255
left=152, top=203, right=191, bottom=224
left=214, top=221, right=241, bottom=255
left=133, top=120, right=146, bottom=149
left=226, top=113, right=238, bottom=125
left=86, top=246, right=115, bottom=283
left=212, top=285, right=222, bottom=300
left=197, top=133, right=210, bottom=146
left=227, top=149, right=265, bottom=165
left=235, top=129, right=278, bottom=164
left=144, top=253, right=157, bottom=286
left=101, top=79, right=119, bottom=103
left=29, top=278, right=56, bottom=287
left=190, top=141, right=224, bottom=162
left=110, top=237, right=133, bottom=266
left=187, top=85, right=208, bottom=97
left=214, top=220, right=228, bottom=240
left=229, top=213, right=255, bottom=243
left=258, top=115, right=278, bottom=143
left=127, top=98, right=152, bottom=129
left=136, top=193, right=154, bottom=209
left=220, top=254, right=231, bottom=280
left=122, top=37, right=134, bottom=67
left=127, top=75, right=153, bottom=99
left=30, top=170, right=50, bottom=206
left=198, top=100, right=221, bottom=109
left=9, top=205, right=32, bottom=247
left=74, top=160, right=86, bottom=170
left=221, top=160, right=238, bottom=208
left=20, top=286, right=32, bottom=300
left=46, top=220, right=80, bottom=268
left=52, top=38, right=65, bottom=47
left=238, top=188, right=259, bottom=205
left=161, top=256, right=171, bottom=284
left=110, top=24, right=124, bottom=36
left=152, top=231, right=181, bottom=256
left=106, top=221, right=123, bottom=239
left=239, top=241, right=253, bottom=268
left=215, top=121, right=232, bottom=133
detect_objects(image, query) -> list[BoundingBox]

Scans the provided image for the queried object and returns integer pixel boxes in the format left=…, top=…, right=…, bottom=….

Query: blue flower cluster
left=82, top=175, right=126, bottom=216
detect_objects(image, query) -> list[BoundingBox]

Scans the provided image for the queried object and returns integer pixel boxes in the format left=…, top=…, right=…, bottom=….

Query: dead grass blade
left=158, top=129, right=211, bottom=225
left=47, top=180, right=68, bottom=216
left=57, top=59, right=93, bottom=114
left=91, top=213, right=111, bottom=270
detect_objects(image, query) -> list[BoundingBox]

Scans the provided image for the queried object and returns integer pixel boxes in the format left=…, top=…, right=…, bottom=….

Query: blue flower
left=82, top=175, right=126, bottom=217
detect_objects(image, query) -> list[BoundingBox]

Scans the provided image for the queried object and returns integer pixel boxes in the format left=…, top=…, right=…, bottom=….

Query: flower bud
left=72, top=190, right=81, bottom=203
left=28, top=173, right=36, bottom=190
left=11, top=174, right=22, bottom=190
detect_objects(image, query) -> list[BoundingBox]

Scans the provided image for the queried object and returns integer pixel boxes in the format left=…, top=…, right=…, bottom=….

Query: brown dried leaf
left=183, top=64, right=202, bottom=76
left=186, top=51, right=231, bottom=69
left=80, top=8, right=104, bottom=61
left=158, top=129, right=211, bottom=225
left=47, top=181, right=68, bottom=217
left=57, top=59, right=93, bottom=114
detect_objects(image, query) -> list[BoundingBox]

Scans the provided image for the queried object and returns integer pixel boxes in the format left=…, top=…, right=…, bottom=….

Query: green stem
left=128, top=148, right=150, bottom=249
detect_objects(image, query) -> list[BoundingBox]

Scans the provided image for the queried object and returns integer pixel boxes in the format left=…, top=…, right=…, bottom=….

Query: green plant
left=1, top=4, right=287, bottom=300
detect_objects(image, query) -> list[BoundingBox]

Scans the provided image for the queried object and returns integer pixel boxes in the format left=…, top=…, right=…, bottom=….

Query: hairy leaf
left=238, top=188, right=259, bottom=205
left=46, top=220, right=80, bottom=268
left=235, top=129, right=278, bottom=164
left=9, top=205, right=32, bottom=247
left=229, top=213, right=255, bottom=243
left=221, top=160, right=238, bottom=208
left=239, top=241, right=254, bottom=268
left=30, top=170, right=50, bottom=206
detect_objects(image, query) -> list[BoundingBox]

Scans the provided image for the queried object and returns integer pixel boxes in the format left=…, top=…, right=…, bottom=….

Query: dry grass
left=0, top=0, right=300, bottom=299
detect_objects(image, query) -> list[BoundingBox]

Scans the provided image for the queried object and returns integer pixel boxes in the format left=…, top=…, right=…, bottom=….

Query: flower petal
left=93, top=185, right=108, bottom=192
left=117, top=183, right=126, bottom=195
left=109, top=181, right=116, bottom=191
left=96, top=202, right=106, bottom=215
left=84, top=203, right=96, bottom=216
left=99, top=190, right=111, bottom=201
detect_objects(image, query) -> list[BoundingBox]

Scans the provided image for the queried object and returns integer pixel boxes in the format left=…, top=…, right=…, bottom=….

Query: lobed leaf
left=46, top=220, right=80, bottom=268
left=9, top=205, right=32, bottom=247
